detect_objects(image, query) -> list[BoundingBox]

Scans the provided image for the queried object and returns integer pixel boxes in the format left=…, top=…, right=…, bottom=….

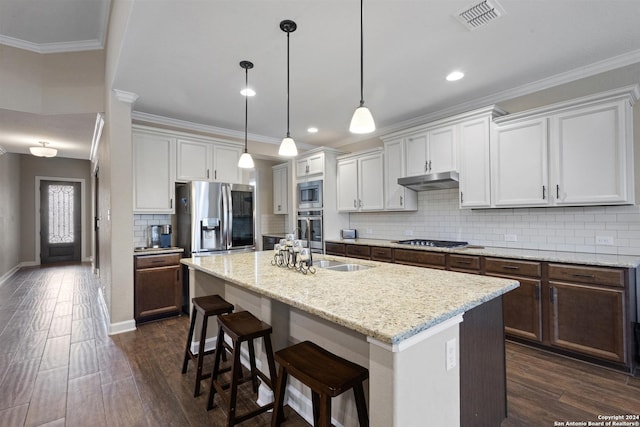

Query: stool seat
left=272, top=341, right=369, bottom=427
left=182, top=294, right=234, bottom=397
left=208, top=310, right=278, bottom=426
left=193, top=295, right=235, bottom=316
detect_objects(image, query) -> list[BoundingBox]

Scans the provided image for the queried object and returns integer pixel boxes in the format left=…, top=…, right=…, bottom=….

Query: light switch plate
left=596, top=236, right=614, bottom=245
left=446, top=338, right=457, bottom=371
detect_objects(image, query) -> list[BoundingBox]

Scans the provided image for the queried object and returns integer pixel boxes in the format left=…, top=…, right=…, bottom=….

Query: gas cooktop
left=396, top=239, right=468, bottom=248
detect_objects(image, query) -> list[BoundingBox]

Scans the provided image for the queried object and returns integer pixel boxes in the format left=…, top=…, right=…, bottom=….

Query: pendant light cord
left=286, top=29, right=291, bottom=138
left=244, top=67, right=249, bottom=152
left=359, top=0, right=365, bottom=107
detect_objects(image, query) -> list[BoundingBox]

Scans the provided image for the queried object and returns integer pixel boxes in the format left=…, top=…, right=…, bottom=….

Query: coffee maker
left=148, top=225, right=172, bottom=248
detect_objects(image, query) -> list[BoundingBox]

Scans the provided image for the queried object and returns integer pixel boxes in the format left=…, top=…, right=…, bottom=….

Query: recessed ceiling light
left=307, top=127, right=318, bottom=133
left=446, top=71, right=465, bottom=82
left=240, top=88, right=256, bottom=97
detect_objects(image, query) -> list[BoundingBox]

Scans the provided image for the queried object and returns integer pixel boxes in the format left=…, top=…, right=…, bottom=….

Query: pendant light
left=237, top=60, right=255, bottom=169
left=278, top=19, right=298, bottom=157
left=349, top=0, right=376, bottom=134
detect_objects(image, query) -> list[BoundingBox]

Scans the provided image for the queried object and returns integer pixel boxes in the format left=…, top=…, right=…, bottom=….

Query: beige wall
left=18, top=155, right=93, bottom=264
left=0, top=44, right=104, bottom=115
left=0, top=153, right=22, bottom=280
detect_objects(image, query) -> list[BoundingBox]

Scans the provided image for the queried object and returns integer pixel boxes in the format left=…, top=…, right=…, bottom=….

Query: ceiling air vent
left=455, top=0, right=505, bottom=31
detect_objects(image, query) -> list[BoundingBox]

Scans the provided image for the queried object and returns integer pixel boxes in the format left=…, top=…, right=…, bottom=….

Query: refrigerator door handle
left=225, top=184, right=233, bottom=250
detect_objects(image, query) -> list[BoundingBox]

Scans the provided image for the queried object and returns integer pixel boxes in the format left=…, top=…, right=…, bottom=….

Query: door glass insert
left=48, top=184, right=75, bottom=243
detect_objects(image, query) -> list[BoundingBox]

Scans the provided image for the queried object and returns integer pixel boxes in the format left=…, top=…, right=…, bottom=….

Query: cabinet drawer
left=325, top=242, right=346, bottom=256
left=346, top=244, right=371, bottom=260
left=371, top=246, right=393, bottom=262
left=548, top=264, right=625, bottom=288
left=448, top=254, right=480, bottom=271
left=135, top=253, right=181, bottom=269
left=394, top=249, right=446, bottom=269
left=485, top=258, right=542, bottom=278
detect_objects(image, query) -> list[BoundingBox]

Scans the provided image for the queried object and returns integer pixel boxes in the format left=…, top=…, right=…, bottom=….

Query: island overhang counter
left=182, top=251, right=518, bottom=427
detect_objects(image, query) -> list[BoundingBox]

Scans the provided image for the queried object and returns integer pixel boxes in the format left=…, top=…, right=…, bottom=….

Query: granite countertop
left=134, top=247, right=184, bottom=255
left=182, top=251, right=517, bottom=345
left=326, top=238, right=640, bottom=268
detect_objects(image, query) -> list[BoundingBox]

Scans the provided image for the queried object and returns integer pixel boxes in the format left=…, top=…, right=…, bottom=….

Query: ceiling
left=2, top=0, right=640, bottom=160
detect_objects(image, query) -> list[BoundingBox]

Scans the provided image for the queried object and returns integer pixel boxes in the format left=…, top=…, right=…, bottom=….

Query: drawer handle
left=572, top=273, right=595, bottom=279
left=455, top=260, right=472, bottom=265
left=502, top=265, right=520, bottom=270
left=150, top=260, right=165, bottom=264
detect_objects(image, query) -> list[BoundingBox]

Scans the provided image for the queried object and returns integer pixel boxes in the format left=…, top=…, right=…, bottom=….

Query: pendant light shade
left=349, top=0, right=375, bottom=134
left=238, top=60, right=255, bottom=169
left=30, top=141, right=57, bottom=158
left=278, top=20, right=298, bottom=157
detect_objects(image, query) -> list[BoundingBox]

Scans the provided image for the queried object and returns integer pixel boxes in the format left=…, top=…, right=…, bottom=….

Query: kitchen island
left=182, top=251, right=518, bottom=427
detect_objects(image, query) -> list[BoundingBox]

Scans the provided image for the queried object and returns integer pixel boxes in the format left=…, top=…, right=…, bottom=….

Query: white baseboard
left=0, top=264, right=20, bottom=287
left=108, top=319, right=136, bottom=335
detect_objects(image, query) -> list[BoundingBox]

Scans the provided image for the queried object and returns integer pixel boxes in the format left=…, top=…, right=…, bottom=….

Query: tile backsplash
left=134, top=214, right=172, bottom=248
left=349, top=188, right=640, bottom=256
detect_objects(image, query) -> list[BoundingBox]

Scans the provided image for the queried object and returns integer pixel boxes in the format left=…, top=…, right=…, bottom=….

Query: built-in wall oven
left=297, top=210, right=323, bottom=253
left=297, top=180, right=323, bottom=210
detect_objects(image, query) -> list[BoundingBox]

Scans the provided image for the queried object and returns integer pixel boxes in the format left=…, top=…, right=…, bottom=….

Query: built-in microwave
left=297, top=180, right=323, bottom=209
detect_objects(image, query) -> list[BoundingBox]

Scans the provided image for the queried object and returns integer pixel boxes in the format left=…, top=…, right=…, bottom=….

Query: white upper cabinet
left=296, top=153, right=324, bottom=178
left=492, top=118, right=550, bottom=207
left=459, top=116, right=492, bottom=208
left=550, top=99, right=633, bottom=205
left=384, top=138, right=417, bottom=211
left=405, top=133, right=428, bottom=177
left=133, top=130, right=176, bottom=213
left=492, top=86, right=638, bottom=208
left=176, top=139, right=211, bottom=181
left=404, top=125, right=457, bottom=177
left=337, top=150, right=384, bottom=212
left=427, top=125, right=457, bottom=173
left=176, top=137, right=242, bottom=183
left=212, top=144, right=242, bottom=183
left=273, top=163, right=289, bottom=215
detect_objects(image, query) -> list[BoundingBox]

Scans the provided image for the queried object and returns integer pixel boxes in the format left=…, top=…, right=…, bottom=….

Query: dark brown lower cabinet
left=500, top=277, right=542, bottom=342
left=460, top=296, right=506, bottom=427
left=325, top=242, right=346, bottom=256
left=134, top=253, right=182, bottom=322
left=548, top=281, right=625, bottom=363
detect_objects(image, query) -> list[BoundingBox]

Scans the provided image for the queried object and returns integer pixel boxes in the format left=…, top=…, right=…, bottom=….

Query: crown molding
left=131, top=110, right=285, bottom=146
left=0, top=34, right=104, bottom=53
left=113, top=89, right=139, bottom=104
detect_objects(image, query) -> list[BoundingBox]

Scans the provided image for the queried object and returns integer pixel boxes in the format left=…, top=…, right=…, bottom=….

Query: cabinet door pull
left=207, top=169, right=210, bottom=179
left=170, top=199, right=173, bottom=209
left=460, top=192, right=463, bottom=204
left=556, top=184, right=560, bottom=199
left=549, top=286, right=555, bottom=303
left=542, top=185, right=546, bottom=199
left=359, top=199, right=363, bottom=208
left=214, top=170, right=217, bottom=180
left=502, top=265, right=520, bottom=270
left=428, top=160, right=432, bottom=172
left=572, top=273, right=595, bottom=279
left=353, top=199, right=357, bottom=208
left=535, top=284, right=540, bottom=301
left=400, top=196, right=403, bottom=206
left=424, top=161, right=428, bottom=172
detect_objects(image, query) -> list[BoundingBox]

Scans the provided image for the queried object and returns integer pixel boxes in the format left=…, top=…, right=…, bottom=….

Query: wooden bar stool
left=181, top=294, right=234, bottom=397
left=271, top=340, right=369, bottom=427
left=207, top=310, right=278, bottom=426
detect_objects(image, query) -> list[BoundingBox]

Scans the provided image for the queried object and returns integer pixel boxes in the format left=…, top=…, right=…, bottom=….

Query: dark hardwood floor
left=0, top=262, right=638, bottom=426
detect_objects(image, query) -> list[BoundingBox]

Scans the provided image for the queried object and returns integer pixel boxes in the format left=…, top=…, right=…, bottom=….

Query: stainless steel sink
left=325, top=263, right=372, bottom=272
left=314, top=260, right=345, bottom=268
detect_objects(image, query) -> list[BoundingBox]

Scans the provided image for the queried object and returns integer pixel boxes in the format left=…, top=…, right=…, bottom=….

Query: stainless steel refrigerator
left=176, top=181, right=256, bottom=256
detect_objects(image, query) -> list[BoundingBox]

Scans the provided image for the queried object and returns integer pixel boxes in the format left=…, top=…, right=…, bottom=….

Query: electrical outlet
left=596, top=236, right=614, bottom=246
left=446, top=338, right=457, bottom=371
left=405, top=230, right=414, bottom=236
left=365, top=228, right=373, bottom=234
left=504, top=234, right=517, bottom=242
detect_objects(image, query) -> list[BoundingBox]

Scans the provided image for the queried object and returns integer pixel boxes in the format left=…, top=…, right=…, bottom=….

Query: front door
left=40, top=180, right=81, bottom=264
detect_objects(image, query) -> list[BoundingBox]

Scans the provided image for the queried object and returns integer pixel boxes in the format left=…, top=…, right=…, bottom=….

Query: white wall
left=0, top=153, right=21, bottom=281
left=349, top=188, right=640, bottom=256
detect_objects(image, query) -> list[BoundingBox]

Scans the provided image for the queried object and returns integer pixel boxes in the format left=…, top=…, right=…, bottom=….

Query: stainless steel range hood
left=397, top=171, right=459, bottom=191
